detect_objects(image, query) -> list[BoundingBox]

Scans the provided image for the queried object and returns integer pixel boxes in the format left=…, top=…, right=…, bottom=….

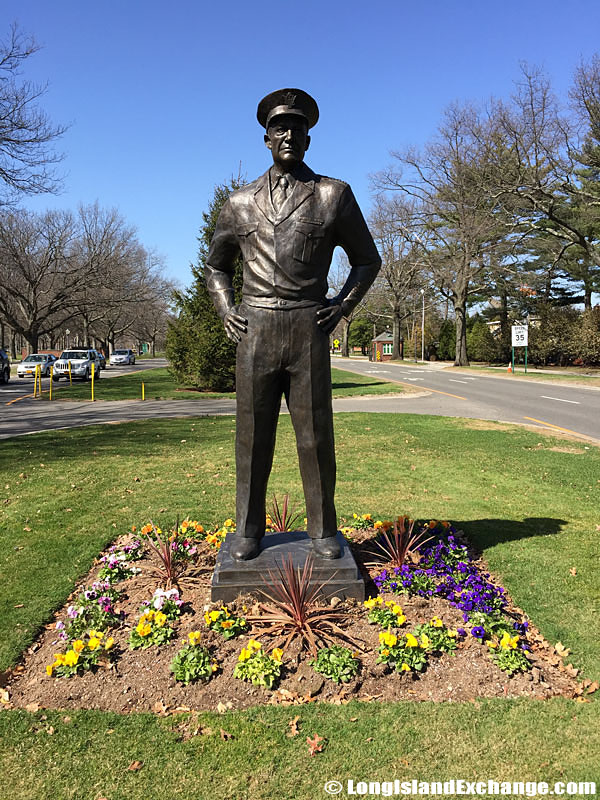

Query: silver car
left=109, top=348, right=136, bottom=366
left=53, top=350, right=101, bottom=381
left=17, top=353, right=57, bottom=379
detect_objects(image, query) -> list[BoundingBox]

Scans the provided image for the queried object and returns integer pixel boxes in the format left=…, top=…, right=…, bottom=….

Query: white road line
left=449, top=379, right=469, bottom=384
left=540, top=395, right=580, bottom=405
left=407, top=378, right=424, bottom=381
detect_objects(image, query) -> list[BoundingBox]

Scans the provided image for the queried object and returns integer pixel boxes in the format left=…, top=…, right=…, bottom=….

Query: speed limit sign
left=511, top=325, right=528, bottom=347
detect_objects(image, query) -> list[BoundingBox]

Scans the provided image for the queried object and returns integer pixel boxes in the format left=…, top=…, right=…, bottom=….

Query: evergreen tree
left=437, top=319, right=456, bottom=360
left=467, top=318, right=498, bottom=362
left=167, top=177, right=244, bottom=391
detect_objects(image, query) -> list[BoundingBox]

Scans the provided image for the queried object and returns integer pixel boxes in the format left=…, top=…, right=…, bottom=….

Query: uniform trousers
left=235, top=303, right=337, bottom=541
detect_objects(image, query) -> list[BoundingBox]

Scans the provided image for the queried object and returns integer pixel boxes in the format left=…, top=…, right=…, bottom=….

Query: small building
left=371, top=331, right=401, bottom=362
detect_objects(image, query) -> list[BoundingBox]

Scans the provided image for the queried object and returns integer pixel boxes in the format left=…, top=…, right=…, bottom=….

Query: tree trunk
left=341, top=318, right=350, bottom=358
left=151, top=336, right=156, bottom=357
left=454, top=302, right=469, bottom=366
left=26, top=330, right=39, bottom=354
left=392, top=312, right=402, bottom=360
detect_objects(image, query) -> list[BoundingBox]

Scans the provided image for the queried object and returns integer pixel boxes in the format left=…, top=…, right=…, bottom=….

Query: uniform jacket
left=205, top=163, right=381, bottom=305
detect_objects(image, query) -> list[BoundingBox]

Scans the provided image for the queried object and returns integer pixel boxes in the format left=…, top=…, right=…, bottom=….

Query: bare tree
left=368, top=195, right=428, bottom=359
left=485, top=62, right=600, bottom=309
left=375, top=103, right=511, bottom=365
left=0, top=24, right=67, bottom=203
left=0, top=208, right=79, bottom=351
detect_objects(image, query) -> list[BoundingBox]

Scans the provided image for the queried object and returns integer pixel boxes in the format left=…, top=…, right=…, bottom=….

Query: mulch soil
left=4, top=530, right=583, bottom=714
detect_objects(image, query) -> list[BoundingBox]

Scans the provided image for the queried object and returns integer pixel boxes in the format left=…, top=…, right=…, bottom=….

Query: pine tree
left=166, top=177, right=244, bottom=391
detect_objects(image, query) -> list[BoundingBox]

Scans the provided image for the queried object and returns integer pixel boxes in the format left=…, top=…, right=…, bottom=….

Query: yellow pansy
left=374, top=520, right=383, bottom=529
left=53, top=654, right=65, bottom=667
left=379, top=631, right=397, bottom=648
left=271, top=648, right=283, bottom=662
left=155, top=612, right=167, bottom=628
left=448, top=630, right=457, bottom=638
left=136, top=622, right=152, bottom=637
left=385, top=600, right=394, bottom=608
left=247, top=639, right=262, bottom=651
left=72, top=639, right=85, bottom=653
left=224, top=518, right=234, bottom=527
left=363, top=598, right=377, bottom=609
left=104, top=637, right=115, bottom=650
left=88, top=637, right=101, bottom=651
left=64, top=650, right=79, bottom=666
left=46, top=664, right=54, bottom=676
left=430, top=617, right=443, bottom=628
left=381, top=648, right=390, bottom=657
left=405, top=633, right=419, bottom=648
left=420, top=633, right=430, bottom=649
left=488, top=640, right=498, bottom=649
left=211, top=662, right=218, bottom=672
left=396, top=614, right=407, bottom=626
left=400, top=663, right=410, bottom=672
left=221, top=619, right=234, bottom=629
left=238, top=648, right=251, bottom=662
left=500, top=633, right=519, bottom=650
left=188, top=631, right=202, bottom=646
left=88, top=630, right=104, bottom=640
left=363, top=514, right=372, bottom=521
left=391, top=604, right=403, bottom=615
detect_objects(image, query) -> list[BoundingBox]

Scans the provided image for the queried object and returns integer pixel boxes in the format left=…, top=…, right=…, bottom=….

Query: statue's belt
left=241, top=296, right=324, bottom=310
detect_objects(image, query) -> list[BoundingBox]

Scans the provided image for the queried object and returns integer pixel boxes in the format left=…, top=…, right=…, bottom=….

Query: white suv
left=109, top=348, right=136, bottom=365
left=53, top=349, right=101, bottom=381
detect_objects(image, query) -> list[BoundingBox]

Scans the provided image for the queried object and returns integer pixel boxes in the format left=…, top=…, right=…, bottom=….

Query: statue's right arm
left=205, top=200, right=248, bottom=343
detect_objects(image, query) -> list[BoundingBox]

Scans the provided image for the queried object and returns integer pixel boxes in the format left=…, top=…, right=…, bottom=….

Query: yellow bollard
left=142, top=381, right=145, bottom=401
left=91, top=363, right=95, bottom=401
left=49, top=365, right=53, bottom=401
left=68, top=360, right=72, bottom=385
left=34, top=364, right=40, bottom=398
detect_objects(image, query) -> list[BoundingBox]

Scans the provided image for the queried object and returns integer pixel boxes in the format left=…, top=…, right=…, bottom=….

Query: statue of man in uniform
left=206, top=88, right=381, bottom=561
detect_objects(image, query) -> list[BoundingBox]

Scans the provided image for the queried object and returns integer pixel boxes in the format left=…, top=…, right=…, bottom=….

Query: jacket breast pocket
left=237, top=223, right=258, bottom=261
left=293, top=220, right=325, bottom=264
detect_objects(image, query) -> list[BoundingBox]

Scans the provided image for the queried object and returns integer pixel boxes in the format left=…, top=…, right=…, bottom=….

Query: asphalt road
left=1, top=358, right=167, bottom=403
left=1, top=356, right=599, bottom=443
left=331, top=357, right=600, bottom=442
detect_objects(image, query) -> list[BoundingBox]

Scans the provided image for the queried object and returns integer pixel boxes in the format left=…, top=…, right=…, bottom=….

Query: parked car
left=109, top=349, right=136, bottom=366
left=17, top=353, right=57, bottom=379
left=52, top=349, right=101, bottom=381
left=0, top=348, right=10, bottom=384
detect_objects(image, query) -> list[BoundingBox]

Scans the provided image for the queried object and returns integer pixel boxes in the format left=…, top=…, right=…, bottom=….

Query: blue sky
left=4, top=0, right=600, bottom=288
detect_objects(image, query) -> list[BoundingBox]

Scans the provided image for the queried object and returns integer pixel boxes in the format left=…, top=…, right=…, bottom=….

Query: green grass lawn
left=45, top=366, right=407, bottom=401
left=0, top=413, right=598, bottom=795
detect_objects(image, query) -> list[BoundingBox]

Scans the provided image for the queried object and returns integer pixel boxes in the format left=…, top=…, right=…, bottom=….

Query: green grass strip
left=44, top=367, right=405, bottom=402
left=0, top=700, right=598, bottom=799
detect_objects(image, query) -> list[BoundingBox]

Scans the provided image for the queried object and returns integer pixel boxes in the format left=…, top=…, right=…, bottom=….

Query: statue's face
left=264, top=115, right=310, bottom=171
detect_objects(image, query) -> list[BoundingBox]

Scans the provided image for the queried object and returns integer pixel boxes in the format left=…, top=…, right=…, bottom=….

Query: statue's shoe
left=231, top=537, right=260, bottom=561
left=311, top=536, right=341, bottom=560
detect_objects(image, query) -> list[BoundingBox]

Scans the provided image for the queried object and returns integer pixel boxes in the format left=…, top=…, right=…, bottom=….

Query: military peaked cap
left=257, top=88, right=319, bottom=130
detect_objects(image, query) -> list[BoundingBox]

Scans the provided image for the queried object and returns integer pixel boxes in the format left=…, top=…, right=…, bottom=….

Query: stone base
left=210, top=531, right=365, bottom=603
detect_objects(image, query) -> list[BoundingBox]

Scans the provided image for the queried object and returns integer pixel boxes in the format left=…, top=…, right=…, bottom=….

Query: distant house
left=371, top=331, right=398, bottom=362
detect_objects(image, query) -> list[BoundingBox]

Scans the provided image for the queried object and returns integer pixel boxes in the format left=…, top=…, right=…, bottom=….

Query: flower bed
left=3, top=515, right=584, bottom=714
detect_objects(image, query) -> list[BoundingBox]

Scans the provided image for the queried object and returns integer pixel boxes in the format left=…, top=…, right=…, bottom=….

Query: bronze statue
left=206, top=89, right=381, bottom=561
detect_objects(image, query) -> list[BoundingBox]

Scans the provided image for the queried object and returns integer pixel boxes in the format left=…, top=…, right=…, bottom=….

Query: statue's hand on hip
left=223, top=307, right=248, bottom=343
left=316, top=301, right=344, bottom=334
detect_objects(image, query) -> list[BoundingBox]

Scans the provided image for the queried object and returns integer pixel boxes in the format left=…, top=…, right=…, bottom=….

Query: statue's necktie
left=273, top=174, right=289, bottom=212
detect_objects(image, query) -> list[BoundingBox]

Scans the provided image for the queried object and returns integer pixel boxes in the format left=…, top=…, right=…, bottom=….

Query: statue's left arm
left=316, top=185, right=382, bottom=333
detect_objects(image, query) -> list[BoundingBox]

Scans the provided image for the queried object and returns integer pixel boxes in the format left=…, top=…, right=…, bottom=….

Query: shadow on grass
left=457, top=518, right=567, bottom=551
left=332, top=380, right=390, bottom=390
